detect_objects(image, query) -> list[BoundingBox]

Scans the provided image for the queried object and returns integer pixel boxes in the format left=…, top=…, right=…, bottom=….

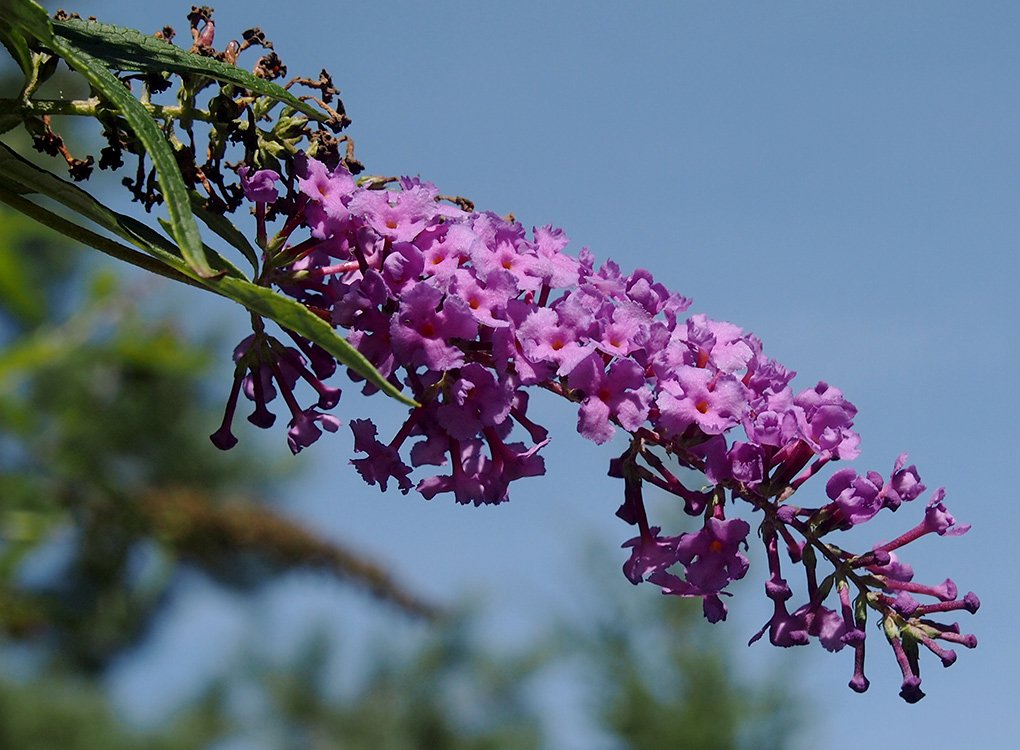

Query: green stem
left=0, top=97, right=215, bottom=123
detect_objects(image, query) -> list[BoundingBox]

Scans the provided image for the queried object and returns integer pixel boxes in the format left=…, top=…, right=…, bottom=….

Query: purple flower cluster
left=212, top=154, right=977, bottom=701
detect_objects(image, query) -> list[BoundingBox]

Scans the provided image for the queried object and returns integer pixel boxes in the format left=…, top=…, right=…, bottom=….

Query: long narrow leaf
left=0, top=185, right=203, bottom=289
left=0, top=148, right=415, bottom=406
left=45, top=34, right=215, bottom=277
left=0, top=142, right=202, bottom=273
left=210, top=276, right=416, bottom=406
left=190, top=192, right=260, bottom=272
left=0, top=0, right=52, bottom=43
left=0, top=25, right=33, bottom=77
left=157, top=217, right=247, bottom=280
left=0, top=116, right=21, bottom=136
left=52, top=17, right=326, bottom=122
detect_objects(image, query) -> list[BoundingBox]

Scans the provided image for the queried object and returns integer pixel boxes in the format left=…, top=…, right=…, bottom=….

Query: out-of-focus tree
left=0, top=204, right=436, bottom=670
left=0, top=676, right=226, bottom=749
left=572, top=556, right=799, bottom=750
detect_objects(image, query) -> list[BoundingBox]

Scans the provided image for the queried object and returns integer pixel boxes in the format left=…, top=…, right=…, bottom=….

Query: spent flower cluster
left=212, top=154, right=978, bottom=702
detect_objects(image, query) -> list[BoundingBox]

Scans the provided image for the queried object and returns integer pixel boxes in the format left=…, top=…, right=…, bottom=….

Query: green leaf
left=0, top=0, right=53, bottom=43
left=0, top=115, right=22, bottom=136
left=0, top=144, right=244, bottom=282
left=0, top=25, right=33, bottom=77
left=189, top=192, right=260, bottom=272
left=0, top=149, right=416, bottom=407
left=44, top=35, right=215, bottom=277
left=157, top=217, right=247, bottom=280
left=208, top=276, right=415, bottom=406
left=52, top=17, right=326, bottom=122
left=0, top=184, right=204, bottom=291
left=0, top=141, right=192, bottom=272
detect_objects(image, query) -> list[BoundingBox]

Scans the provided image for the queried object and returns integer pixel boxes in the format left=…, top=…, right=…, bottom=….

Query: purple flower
left=689, top=434, right=731, bottom=485
left=452, top=269, right=516, bottom=328
left=802, top=604, right=849, bottom=652
left=621, top=527, right=680, bottom=584
left=419, top=224, right=478, bottom=280
left=645, top=517, right=751, bottom=622
left=655, top=367, right=747, bottom=437
left=651, top=569, right=732, bottom=623
left=867, top=551, right=914, bottom=582
left=297, top=156, right=355, bottom=235
left=470, top=235, right=538, bottom=292
left=437, top=364, right=513, bottom=440
left=624, top=268, right=684, bottom=316
left=924, top=489, right=971, bottom=537
left=881, top=453, right=926, bottom=510
left=480, top=430, right=547, bottom=502
left=594, top=302, right=650, bottom=358
left=350, top=419, right=413, bottom=493
left=792, top=382, right=860, bottom=460
left=287, top=409, right=341, bottom=454
left=568, top=353, right=651, bottom=445
left=417, top=438, right=487, bottom=505
left=826, top=468, right=884, bottom=526
left=752, top=601, right=811, bottom=648
left=742, top=408, right=787, bottom=447
left=527, top=224, right=579, bottom=288
left=728, top=441, right=764, bottom=486
left=381, top=242, right=426, bottom=294
left=675, top=517, right=751, bottom=594
left=238, top=165, right=280, bottom=203
left=349, top=185, right=436, bottom=243
left=391, top=283, right=477, bottom=370
left=517, top=307, right=592, bottom=377
left=224, top=154, right=977, bottom=701
left=684, top=314, right=754, bottom=373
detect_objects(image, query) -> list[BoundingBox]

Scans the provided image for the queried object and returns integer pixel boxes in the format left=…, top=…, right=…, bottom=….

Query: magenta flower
left=297, top=156, right=355, bottom=235
left=568, top=353, right=651, bottom=445
left=675, top=517, right=751, bottom=594
left=655, top=367, right=748, bottom=437
left=881, top=453, right=926, bottom=510
left=826, top=468, right=885, bottom=526
left=452, top=269, right=516, bottom=328
left=517, top=307, right=592, bottom=377
left=621, top=527, right=681, bottom=584
left=594, top=302, right=650, bottom=358
left=416, top=438, right=487, bottom=506
left=728, top=441, right=764, bottom=486
left=437, top=364, right=513, bottom=440
left=419, top=224, right=478, bottom=280
left=792, top=381, right=861, bottom=460
left=350, top=419, right=413, bottom=493
left=924, top=489, right=971, bottom=537
left=287, top=409, right=341, bottom=454
left=470, top=236, right=538, bottom=292
left=528, top=224, right=580, bottom=288
left=391, top=284, right=478, bottom=370
left=349, top=185, right=436, bottom=243
left=684, top=314, right=754, bottom=373
left=238, top=165, right=280, bottom=203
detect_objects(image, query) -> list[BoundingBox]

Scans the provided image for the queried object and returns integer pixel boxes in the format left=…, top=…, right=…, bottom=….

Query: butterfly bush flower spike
left=210, top=153, right=977, bottom=702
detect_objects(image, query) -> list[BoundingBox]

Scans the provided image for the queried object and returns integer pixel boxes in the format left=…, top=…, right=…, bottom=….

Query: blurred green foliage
left=0, top=676, right=225, bottom=749
left=576, top=561, right=798, bottom=750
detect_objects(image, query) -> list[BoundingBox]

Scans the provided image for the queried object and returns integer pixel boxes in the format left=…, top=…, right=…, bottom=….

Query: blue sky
left=71, top=1, right=1020, bottom=747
